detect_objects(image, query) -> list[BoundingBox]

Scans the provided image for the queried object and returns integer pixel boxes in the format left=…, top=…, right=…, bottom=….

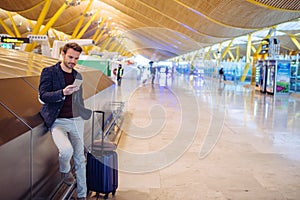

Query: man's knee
left=60, top=147, right=73, bottom=160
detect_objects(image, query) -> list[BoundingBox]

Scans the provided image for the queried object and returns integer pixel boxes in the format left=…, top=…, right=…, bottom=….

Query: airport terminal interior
left=1, top=0, right=300, bottom=200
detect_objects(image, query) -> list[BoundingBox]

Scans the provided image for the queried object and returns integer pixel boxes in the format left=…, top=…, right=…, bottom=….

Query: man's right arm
left=39, top=68, right=65, bottom=103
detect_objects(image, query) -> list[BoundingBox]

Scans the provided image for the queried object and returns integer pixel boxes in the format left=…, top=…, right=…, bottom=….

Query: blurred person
left=219, top=67, right=224, bottom=81
left=116, top=63, right=124, bottom=86
left=149, top=61, right=156, bottom=84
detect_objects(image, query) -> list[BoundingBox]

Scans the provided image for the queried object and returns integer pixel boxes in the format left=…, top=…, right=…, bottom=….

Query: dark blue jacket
left=39, top=62, right=91, bottom=128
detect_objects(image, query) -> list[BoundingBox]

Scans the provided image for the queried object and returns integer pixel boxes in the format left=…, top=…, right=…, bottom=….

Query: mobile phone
left=73, top=79, right=83, bottom=87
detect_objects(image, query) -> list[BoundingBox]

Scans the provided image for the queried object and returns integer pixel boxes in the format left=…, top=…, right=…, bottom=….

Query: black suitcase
left=86, top=111, right=118, bottom=199
left=86, top=151, right=118, bottom=199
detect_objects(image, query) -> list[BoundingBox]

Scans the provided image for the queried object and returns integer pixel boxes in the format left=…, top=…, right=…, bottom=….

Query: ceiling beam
left=72, top=0, right=94, bottom=39
left=0, top=18, right=15, bottom=36
left=7, top=12, right=21, bottom=37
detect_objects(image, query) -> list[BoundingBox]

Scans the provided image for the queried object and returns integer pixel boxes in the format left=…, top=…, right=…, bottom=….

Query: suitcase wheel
left=104, top=193, right=109, bottom=199
left=112, top=189, right=116, bottom=196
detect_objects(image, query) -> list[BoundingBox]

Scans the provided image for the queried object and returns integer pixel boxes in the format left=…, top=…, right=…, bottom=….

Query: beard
left=63, top=59, right=75, bottom=69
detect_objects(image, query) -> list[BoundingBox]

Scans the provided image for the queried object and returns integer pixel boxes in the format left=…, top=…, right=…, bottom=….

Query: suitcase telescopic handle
left=91, top=110, right=105, bottom=152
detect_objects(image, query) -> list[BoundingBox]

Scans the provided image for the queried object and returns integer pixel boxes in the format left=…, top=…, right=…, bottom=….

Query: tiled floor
left=88, top=71, right=300, bottom=200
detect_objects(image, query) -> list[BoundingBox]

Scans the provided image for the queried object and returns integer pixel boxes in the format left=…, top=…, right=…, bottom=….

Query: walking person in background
left=39, top=42, right=91, bottom=200
left=219, top=67, right=225, bottom=82
left=116, top=63, right=124, bottom=86
left=141, top=66, right=148, bottom=85
left=149, top=61, right=156, bottom=85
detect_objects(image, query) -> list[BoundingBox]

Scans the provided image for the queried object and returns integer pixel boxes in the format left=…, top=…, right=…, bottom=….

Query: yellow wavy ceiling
left=0, top=0, right=300, bottom=60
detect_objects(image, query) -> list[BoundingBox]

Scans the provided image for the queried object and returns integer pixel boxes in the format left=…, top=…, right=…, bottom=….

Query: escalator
left=0, top=48, right=115, bottom=199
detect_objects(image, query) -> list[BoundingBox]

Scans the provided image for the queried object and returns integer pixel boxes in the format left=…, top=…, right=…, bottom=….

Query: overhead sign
left=1, top=37, right=30, bottom=44
left=0, top=43, right=14, bottom=49
left=0, top=34, right=10, bottom=38
left=27, top=35, right=48, bottom=41
left=260, top=38, right=269, bottom=55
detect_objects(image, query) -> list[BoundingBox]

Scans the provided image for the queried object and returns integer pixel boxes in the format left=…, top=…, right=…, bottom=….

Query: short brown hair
left=62, top=42, right=82, bottom=54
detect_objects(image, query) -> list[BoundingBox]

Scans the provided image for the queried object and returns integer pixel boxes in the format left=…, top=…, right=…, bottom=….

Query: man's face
left=62, top=48, right=81, bottom=70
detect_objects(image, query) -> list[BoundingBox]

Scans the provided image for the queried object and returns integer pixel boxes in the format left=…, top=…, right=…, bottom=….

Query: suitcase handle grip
left=91, top=110, right=105, bottom=152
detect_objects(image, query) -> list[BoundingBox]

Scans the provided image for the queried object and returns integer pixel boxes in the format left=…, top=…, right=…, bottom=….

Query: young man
left=39, top=42, right=91, bottom=200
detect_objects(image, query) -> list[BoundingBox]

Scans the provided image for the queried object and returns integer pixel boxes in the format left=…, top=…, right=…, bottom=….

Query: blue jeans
left=50, top=117, right=86, bottom=198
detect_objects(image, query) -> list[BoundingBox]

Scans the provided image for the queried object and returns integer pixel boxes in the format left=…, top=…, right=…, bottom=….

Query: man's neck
left=60, top=63, right=72, bottom=73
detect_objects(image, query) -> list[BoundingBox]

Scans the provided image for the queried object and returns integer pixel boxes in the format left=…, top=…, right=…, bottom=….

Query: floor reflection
left=184, top=76, right=300, bottom=132
left=186, top=77, right=300, bottom=161
left=120, top=71, right=300, bottom=153
left=112, top=72, right=300, bottom=200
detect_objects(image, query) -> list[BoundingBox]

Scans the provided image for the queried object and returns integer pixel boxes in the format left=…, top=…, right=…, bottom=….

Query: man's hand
left=63, top=85, right=79, bottom=96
